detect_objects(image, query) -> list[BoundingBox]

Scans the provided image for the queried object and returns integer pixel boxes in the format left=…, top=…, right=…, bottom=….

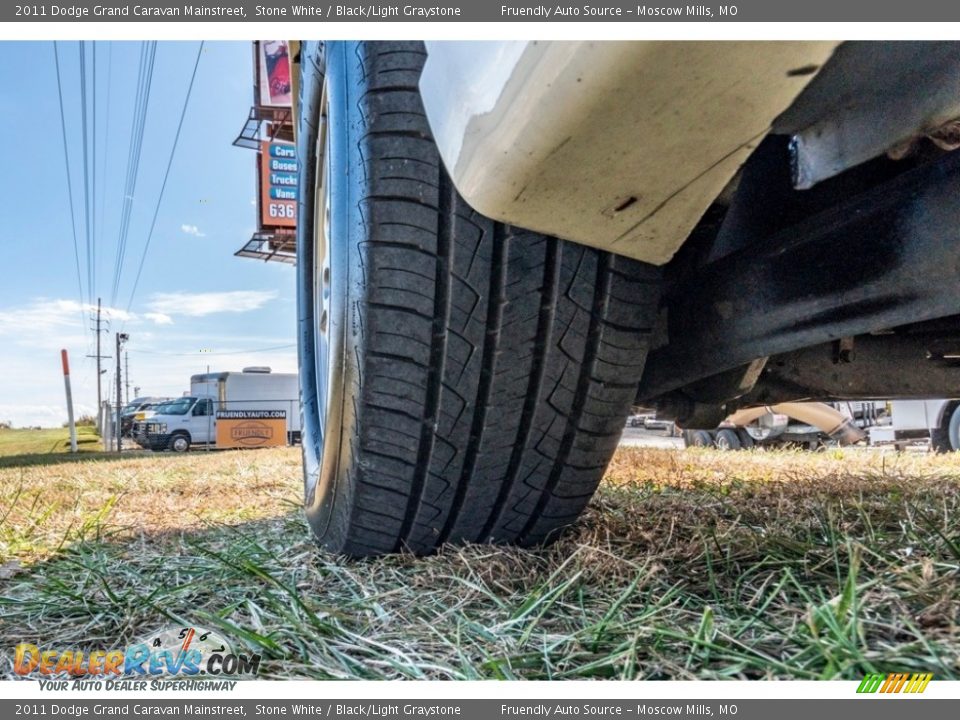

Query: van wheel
left=169, top=433, right=190, bottom=453
left=295, top=41, right=660, bottom=557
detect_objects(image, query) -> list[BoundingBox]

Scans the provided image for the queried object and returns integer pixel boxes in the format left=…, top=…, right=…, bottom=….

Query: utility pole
left=125, top=352, right=130, bottom=405
left=115, top=332, right=128, bottom=454
left=86, top=298, right=111, bottom=425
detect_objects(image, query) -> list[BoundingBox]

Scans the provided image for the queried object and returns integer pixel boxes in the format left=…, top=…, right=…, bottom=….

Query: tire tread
left=302, top=41, right=660, bottom=556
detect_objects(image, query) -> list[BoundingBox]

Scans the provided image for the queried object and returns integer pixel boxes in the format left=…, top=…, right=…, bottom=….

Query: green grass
left=1, top=446, right=958, bottom=680
left=0, top=426, right=153, bottom=469
left=0, top=426, right=103, bottom=465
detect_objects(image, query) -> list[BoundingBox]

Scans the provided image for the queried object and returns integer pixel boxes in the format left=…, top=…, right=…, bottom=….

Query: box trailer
left=134, top=367, right=300, bottom=452
left=868, top=400, right=960, bottom=451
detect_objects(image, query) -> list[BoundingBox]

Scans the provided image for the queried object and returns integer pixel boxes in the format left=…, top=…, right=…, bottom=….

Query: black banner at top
left=6, top=0, right=960, bottom=22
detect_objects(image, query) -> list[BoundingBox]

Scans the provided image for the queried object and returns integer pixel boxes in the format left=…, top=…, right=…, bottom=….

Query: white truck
left=134, top=367, right=300, bottom=452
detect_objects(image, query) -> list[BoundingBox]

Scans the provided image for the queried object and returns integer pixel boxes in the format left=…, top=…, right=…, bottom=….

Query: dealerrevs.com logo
left=13, top=626, right=261, bottom=689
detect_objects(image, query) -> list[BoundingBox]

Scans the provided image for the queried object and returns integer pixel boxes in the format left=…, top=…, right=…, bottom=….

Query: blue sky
left=0, top=41, right=297, bottom=427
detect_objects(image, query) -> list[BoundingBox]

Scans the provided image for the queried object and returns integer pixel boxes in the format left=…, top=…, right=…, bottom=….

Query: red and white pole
left=61, top=349, right=78, bottom=453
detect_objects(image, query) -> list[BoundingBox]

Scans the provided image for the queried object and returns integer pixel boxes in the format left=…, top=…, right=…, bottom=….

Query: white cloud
left=0, top=297, right=294, bottom=428
left=147, top=290, right=278, bottom=318
left=180, top=224, right=206, bottom=238
left=0, top=403, right=100, bottom=429
left=0, top=299, right=134, bottom=337
left=144, top=312, right=174, bottom=325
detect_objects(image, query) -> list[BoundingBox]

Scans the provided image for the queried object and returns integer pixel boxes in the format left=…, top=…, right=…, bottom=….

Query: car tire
left=296, top=41, right=660, bottom=557
left=931, top=402, right=960, bottom=453
left=169, top=433, right=190, bottom=453
left=714, top=428, right=742, bottom=451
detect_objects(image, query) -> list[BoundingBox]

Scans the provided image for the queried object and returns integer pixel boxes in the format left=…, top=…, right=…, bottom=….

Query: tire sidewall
left=170, top=434, right=190, bottom=453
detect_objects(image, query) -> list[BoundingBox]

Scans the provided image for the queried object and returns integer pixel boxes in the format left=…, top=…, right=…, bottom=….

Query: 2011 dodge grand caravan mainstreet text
left=292, top=41, right=960, bottom=556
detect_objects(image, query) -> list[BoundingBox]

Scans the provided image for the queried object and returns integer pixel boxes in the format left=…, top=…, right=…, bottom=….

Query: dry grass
left=0, top=448, right=300, bottom=562
left=1, top=444, right=958, bottom=680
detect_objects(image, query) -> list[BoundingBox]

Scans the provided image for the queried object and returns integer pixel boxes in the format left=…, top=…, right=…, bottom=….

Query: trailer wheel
left=169, top=433, right=190, bottom=453
left=932, top=402, right=960, bottom=452
left=735, top=428, right=755, bottom=449
left=684, top=429, right=714, bottom=448
left=295, top=42, right=659, bottom=557
left=714, top=428, right=742, bottom=451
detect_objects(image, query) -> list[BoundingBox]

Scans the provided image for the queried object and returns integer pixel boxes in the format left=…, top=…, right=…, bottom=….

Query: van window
left=192, top=399, right=214, bottom=417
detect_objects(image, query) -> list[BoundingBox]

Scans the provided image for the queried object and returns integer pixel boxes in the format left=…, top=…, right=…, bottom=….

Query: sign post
left=60, top=349, right=78, bottom=453
left=115, top=333, right=128, bottom=454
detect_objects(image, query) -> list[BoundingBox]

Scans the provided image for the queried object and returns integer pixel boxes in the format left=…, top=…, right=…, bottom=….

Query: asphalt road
left=619, top=426, right=685, bottom=449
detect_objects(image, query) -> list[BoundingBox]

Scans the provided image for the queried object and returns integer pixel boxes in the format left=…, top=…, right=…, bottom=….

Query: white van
left=135, top=367, right=300, bottom=452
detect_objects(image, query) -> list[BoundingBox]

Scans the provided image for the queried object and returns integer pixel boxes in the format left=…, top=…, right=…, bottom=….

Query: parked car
left=120, top=397, right=170, bottom=437
left=291, top=41, right=960, bottom=556
left=627, top=413, right=647, bottom=428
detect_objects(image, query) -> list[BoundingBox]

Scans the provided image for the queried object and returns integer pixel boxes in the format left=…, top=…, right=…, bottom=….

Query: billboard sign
left=216, top=410, right=287, bottom=449
left=257, top=40, right=292, bottom=108
left=260, top=140, right=297, bottom=228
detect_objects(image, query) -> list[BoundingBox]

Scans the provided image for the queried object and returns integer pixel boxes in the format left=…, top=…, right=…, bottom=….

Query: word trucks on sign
left=260, top=141, right=297, bottom=228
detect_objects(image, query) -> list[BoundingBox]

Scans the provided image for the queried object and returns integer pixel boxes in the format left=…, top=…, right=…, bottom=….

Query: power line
left=112, top=42, right=156, bottom=305
left=92, top=42, right=98, bottom=303
left=110, top=41, right=157, bottom=308
left=124, top=41, right=205, bottom=318
left=79, top=41, right=93, bottom=307
left=98, top=42, right=113, bottom=263
left=52, top=42, right=87, bottom=327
